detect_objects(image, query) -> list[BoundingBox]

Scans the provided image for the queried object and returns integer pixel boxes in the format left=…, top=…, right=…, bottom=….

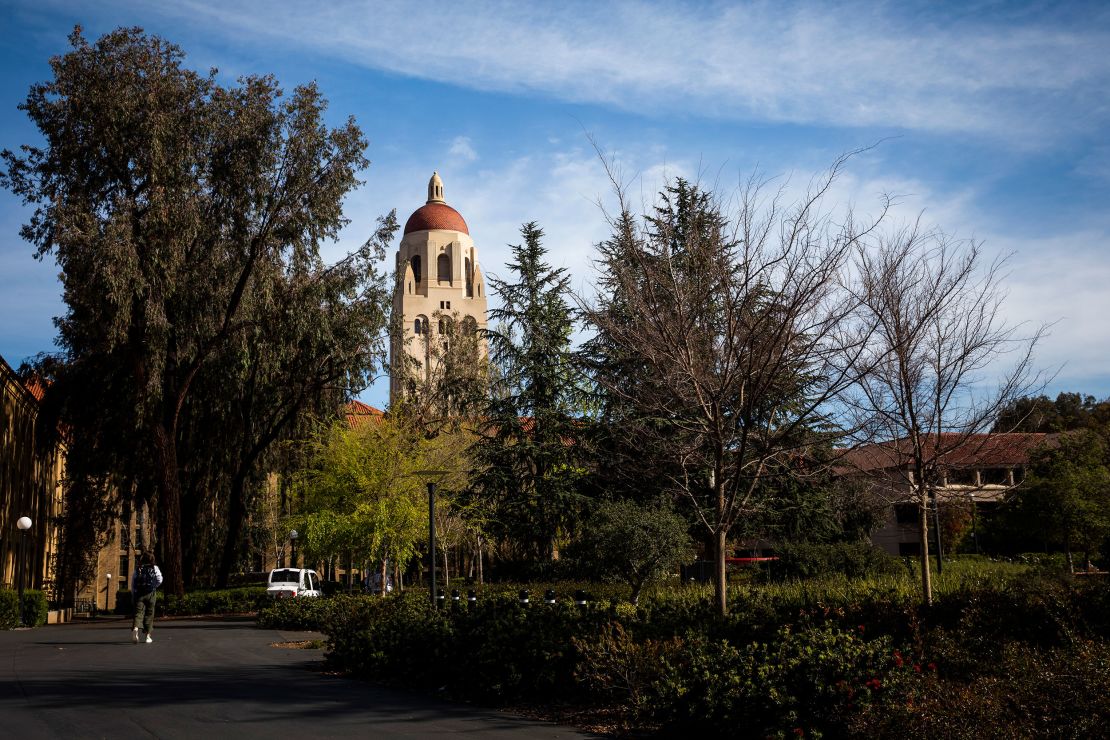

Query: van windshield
left=269, top=569, right=301, bottom=584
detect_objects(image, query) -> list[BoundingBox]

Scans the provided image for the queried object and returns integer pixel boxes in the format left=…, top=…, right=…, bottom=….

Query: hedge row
left=292, top=575, right=1110, bottom=736
left=158, top=587, right=268, bottom=616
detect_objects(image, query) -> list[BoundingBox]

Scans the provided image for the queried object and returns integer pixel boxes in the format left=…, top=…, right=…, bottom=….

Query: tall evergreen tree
left=473, top=223, right=582, bottom=560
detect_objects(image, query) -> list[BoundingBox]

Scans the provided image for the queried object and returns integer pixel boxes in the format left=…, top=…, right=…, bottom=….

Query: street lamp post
left=105, top=573, right=112, bottom=614
left=16, top=516, right=31, bottom=626
left=428, top=481, right=437, bottom=608
left=416, top=471, right=448, bottom=609
left=289, top=530, right=298, bottom=568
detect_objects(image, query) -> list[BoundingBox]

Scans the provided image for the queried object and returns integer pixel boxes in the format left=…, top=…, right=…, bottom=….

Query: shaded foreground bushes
left=267, top=574, right=1110, bottom=737
left=0, top=589, right=48, bottom=628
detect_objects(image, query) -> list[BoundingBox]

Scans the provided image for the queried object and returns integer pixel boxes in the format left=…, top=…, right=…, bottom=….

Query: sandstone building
left=390, top=172, right=488, bottom=402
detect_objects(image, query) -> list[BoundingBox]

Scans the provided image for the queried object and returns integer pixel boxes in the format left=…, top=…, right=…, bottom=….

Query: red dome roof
left=403, top=202, right=469, bottom=235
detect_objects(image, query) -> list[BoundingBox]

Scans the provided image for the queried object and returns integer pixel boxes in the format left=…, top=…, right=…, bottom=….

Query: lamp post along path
left=416, top=471, right=449, bottom=609
left=16, top=516, right=32, bottom=626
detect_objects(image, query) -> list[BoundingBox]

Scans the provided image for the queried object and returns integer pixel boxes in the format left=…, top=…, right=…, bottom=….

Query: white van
left=266, top=568, right=322, bottom=598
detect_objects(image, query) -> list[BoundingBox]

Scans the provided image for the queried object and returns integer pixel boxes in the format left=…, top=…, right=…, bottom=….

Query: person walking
left=130, top=552, right=163, bottom=644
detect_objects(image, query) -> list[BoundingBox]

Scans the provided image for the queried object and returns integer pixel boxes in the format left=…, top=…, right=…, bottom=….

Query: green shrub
left=258, top=595, right=340, bottom=630
left=629, top=623, right=896, bottom=736
left=0, top=589, right=18, bottom=629
left=0, top=589, right=47, bottom=628
left=20, top=590, right=48, bottom=627
left=160, top=586, right=267, bottom=616
left=766, top=542, right=905, bottom=581
left=855, top=640, right=1110, bottom=738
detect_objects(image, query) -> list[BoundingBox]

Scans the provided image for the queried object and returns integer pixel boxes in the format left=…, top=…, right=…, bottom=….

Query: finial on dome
left=427, top=171, right=445, bottom=204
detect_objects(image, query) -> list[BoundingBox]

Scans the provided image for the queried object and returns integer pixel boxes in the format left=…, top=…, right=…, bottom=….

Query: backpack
left=135, top=565, right=157, bottom=594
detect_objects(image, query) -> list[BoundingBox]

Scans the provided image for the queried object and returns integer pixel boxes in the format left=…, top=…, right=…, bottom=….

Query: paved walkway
left=0, top=616, right=589, bottom=739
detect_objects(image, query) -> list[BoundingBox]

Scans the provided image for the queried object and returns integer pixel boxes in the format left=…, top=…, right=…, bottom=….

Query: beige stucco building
left=390, top=172, right=488, bottom=402
left=0, top=354, right=64, bottom=600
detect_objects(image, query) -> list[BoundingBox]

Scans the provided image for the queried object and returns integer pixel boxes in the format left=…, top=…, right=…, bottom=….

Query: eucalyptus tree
left=1, top=27, right=380, bottom=594
left=581, top=161, right=884, bottom=616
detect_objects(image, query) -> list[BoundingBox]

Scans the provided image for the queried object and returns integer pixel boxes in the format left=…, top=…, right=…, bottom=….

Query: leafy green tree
left=1, top=28, right=379, bottom=594
left=1004, top=431, right=1110, bottom=570
left=994, top=392, right=1110, bottom=434
left=572, top=498, right=693, bottom=603
left=297, top=416, right=427, bottom=590
left=473, top=223, right=583, bottom=560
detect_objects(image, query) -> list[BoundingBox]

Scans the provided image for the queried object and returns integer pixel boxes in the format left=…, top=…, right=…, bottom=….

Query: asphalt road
left=0, top=616, right=590, bottom=739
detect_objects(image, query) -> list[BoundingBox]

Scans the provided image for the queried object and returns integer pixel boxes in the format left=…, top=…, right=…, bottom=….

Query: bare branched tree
left=846, top=223, right=1048, bottom=605
left=581, top=154, right=886, bottom=616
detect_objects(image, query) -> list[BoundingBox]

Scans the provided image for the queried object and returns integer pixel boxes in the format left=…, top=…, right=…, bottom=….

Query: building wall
left=0, top=355, right=64, bottom=596
left=866, top=468, right=1020, bottom=556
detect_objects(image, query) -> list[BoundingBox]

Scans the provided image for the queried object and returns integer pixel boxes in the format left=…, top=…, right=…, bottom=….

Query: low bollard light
left=518, top=589, right=530, bottom=605
left=436, top=593, right=446, bottom=609
left=451, top=588, right=460, bottom=603
left=467, top=589, right=477, bottom=605
left=573, top=589, right=588, bottom=606
left=544, top=589, right=556, bottom=604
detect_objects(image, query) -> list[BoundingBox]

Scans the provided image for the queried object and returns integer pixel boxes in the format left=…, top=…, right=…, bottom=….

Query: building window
left=894, top=503, right=917, bottom=525
left=119, top=555, right=129, bottom=580
left=465, top=258, right=473, bottom=297
left=414, top=318, right=423, bottom=335
left=445, top=301, right=450, bottom=309
left=411, top=255, right=422, bottom=283
left=947, top=468, right=978, bottom=486
left=981, top=468, right=1010, bottom=486
left=898, top=542, right=921, bottom=557
left=438, top=253, right=451, bottom=282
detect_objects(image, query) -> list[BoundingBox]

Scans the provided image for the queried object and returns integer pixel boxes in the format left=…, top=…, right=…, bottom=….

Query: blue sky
left=2, top=0, right=1109, bottom=409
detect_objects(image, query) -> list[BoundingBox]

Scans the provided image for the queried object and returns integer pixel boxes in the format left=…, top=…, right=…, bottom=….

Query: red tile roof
left=345, top=400, right=385, bottom=429
left=841, top=432, right=1050, bottom=473
left=23, top=377, right=47, bottom=402
left=403, top=202, right=469, bottom=235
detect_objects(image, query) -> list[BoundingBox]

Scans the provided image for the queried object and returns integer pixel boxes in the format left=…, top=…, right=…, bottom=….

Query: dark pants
left=132, top=591, right=157, bottom=634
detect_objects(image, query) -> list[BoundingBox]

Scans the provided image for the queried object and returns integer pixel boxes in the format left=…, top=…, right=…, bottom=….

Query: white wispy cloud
left=128, top=0, right=1110, bottom=141
left=447, top=136, right=478, bottom=163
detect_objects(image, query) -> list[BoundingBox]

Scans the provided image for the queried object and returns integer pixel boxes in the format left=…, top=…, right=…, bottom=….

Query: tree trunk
left=152, top=424, right=185, bottom=597
left=380, top=558, right=388, bottom=597
left=442, top=547, right=450, bottom=588
left=918, top=496, right=933, bottom=607
left=714, top=527, right=727, bottom=617
left=477, top=535, right=484, bottom=585
left=216, top=471, right=249, bottom=588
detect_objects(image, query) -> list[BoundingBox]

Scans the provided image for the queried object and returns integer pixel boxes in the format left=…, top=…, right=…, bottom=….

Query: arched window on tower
left=465, top=257, right=473, bottom=297
left=414, top=317, right=423, bottom=335
left=410, top=255, right=422, bottom=284
left=461, top=316, right=477, bottom=335
left=437, top=253, right=451, bottom=283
